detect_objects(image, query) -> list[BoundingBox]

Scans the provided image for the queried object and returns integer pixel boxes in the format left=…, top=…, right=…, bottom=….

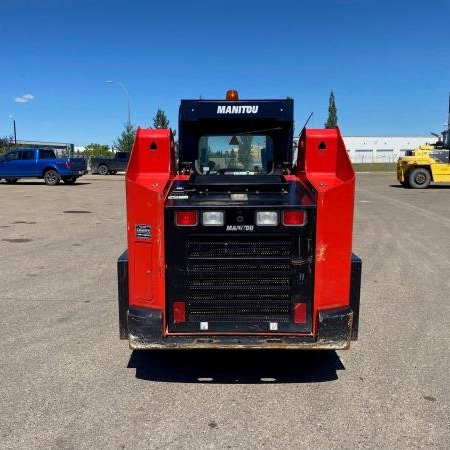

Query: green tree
left=325, top=91, right=338, bottom=128
left=238, top=136, right=253, bottom=169
left=114, top=123, right=136, bottom=153
left=84, top=143, right=112, bottom=158
left=152, top=109, right=176, bottom=138
left=153, top=109, right=170, bottom=129
left=0, top=136, right=13, bottom=154
left=227, top=148, right=237, bottom=169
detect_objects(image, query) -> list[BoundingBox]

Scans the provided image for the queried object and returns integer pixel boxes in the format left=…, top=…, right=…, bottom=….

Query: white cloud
left=14, top=94, right=35, bottom=103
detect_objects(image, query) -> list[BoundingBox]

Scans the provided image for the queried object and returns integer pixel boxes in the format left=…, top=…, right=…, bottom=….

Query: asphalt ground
left=0, top=173, right=449, bottom=449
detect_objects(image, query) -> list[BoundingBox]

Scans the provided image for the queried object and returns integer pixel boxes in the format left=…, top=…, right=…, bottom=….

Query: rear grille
left=188, top=239, right=292, bottom=258
left=186, top=236, right=292, bottom=322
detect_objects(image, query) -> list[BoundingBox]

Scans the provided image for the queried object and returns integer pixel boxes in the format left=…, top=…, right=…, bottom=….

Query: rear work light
left=202, top=211, right=224, bottom=226
left=283, top=210, right=306, bottom=226
left=256, top=211, right=278, bottom=226
left=176, top=210, right=198, bottom=226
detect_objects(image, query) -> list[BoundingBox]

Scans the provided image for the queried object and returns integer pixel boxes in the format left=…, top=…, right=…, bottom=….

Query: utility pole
left=9, top=115, right=17, bottom=146
left=106, top=80, right=131, bottom=128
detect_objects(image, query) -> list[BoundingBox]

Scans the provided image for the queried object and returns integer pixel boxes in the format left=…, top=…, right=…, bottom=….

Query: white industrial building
left=293, top=135, right=437, bottom=163
left=343, top=136, right=438, bottom=163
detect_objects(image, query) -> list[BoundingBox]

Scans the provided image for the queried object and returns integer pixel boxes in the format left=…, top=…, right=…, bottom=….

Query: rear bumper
left=126, top=306, right=354, bottom=350
left=117, top=250, right=362, bottom=350
left=61, top=170, right=87, bottom=177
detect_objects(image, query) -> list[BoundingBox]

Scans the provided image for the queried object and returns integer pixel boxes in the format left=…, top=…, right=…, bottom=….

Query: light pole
left=106, top=80, right=131, bottom=128
left=9, top=115, right=17, bottom=146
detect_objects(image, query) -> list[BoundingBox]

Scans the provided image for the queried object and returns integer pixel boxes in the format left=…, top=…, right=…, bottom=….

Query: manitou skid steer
left=118, top=91, right=361, bottom=350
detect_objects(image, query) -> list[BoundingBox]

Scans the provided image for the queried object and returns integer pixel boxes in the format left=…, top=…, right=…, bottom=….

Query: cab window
left=196, top=135, right=274, bottom=174
left=21, top=150, right=35, bottom=160
left=39, top=149, right=56, bottom=159
left=4, top=151, right=20, bottom=161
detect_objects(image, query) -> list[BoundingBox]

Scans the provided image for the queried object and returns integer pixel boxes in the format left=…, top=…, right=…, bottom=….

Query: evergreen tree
left=238, top=136, right=253, bottom=169
left=113, top=123, right=136, bottom=153
left=153, top=109, right=170, bottom=129
left=227, top=148, right=238, bottom=169
left=325, top=91, right=338, bottom=129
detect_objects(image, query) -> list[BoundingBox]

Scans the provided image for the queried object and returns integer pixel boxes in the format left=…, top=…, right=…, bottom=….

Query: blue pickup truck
left=0, top=148, right=88, bottom=185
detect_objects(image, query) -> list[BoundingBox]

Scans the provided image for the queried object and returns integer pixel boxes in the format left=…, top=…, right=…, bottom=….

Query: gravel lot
left=0, top=173, right=449, bottom=449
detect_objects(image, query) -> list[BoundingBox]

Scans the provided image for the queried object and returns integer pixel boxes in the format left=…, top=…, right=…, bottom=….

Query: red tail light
left=65, top=160, right=72, bottom=169
left=176, top=210, right=198, bottom=226
left=173, top=301, right=186, bottom=323
left=293, top=303, right=307, bottom=323
left=283, top=210, right=305, bottom=226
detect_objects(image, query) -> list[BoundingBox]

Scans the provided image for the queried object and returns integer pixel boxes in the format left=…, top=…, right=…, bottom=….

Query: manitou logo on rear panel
left=226, top=225, right=254, bottom=232
left=217, top=105, right=259, bottom=114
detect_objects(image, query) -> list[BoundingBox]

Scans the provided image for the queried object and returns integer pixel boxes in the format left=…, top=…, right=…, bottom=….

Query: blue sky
left=1, top=0, right=449, bottom=146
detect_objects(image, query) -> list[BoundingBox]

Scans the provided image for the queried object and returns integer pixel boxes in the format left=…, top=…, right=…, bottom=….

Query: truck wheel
left=44, top=169, right=60, bottom=186
left=5, top=178, right=19, bottom=184
left=408, top=168, right=431, bottom=189
left=98, top=164, right=109, bottom=175
left=63, top=177, right=77, bottom=185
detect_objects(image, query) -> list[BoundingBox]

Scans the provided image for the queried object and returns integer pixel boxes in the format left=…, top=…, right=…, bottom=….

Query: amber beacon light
left=226, top=90, right=239, bottom=100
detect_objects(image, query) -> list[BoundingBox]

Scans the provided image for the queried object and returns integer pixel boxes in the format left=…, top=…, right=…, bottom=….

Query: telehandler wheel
left=408, top=168, right=430, bottom=189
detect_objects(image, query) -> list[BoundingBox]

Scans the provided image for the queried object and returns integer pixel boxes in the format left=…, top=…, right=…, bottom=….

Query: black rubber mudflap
left=117, top=250, right=129, bottom=339
left=350, top=253, right=362, bottom=340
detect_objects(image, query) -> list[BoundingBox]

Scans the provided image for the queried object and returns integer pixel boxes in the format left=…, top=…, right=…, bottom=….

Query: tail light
left=176, top=210, right=198, bottom=226
left=293, top=303, right=307, bottom=323
left=173, top=301, right=186, bottom=323
left=283, top=210, right=306, bottom=226
left=65, top=160, right=72, bottom=169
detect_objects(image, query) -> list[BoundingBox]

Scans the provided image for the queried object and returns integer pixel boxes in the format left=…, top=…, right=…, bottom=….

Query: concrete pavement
left=0, top=173, right=449, bottom=449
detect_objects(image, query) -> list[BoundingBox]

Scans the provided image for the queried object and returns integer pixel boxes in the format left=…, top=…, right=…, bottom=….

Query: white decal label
left=217, top=105, right=259, bottom=114
left=226, top=225, right=254, bottom=232
left=135, top=224, right=151, bottom=239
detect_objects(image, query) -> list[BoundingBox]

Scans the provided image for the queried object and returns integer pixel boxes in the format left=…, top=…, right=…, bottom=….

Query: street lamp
left=106, top=80, right=131, bottom=128
left=9, top=115, right=17, bottom=146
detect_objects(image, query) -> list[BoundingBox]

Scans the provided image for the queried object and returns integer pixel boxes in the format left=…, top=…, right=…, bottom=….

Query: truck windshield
left=197, top=135, right=274, bottom=174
